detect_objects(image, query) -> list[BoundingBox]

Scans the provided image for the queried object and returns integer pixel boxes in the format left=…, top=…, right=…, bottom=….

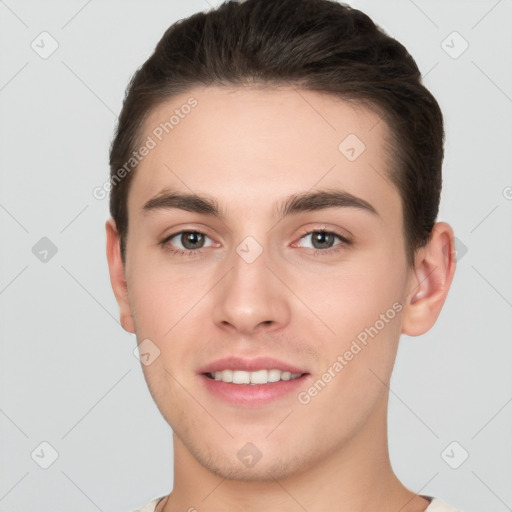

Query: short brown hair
left=109, top=0, right=444, bottom=267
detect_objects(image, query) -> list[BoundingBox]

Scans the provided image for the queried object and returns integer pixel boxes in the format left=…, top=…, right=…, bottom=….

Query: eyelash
left=159, top=229, right=352, bottom=257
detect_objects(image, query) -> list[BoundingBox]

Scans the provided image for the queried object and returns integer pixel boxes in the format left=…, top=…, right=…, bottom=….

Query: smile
left=205, top=369, right=304, bottom=385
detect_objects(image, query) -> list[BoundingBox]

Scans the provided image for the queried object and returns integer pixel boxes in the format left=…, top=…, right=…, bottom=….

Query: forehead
left=128, top=85, right=399, bottom=221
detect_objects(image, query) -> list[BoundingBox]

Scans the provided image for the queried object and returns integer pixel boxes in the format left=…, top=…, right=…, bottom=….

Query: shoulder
left=426, top=497, right=464, bottom=511
left=131, top=496, right=167, bottom=512
left=131, top=495, right=464, bottom=512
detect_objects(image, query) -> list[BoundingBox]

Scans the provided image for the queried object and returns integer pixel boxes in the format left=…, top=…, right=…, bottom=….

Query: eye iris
left=312, top=232, right=335, bottom=249
left=181, top=232, right=204, bottom=249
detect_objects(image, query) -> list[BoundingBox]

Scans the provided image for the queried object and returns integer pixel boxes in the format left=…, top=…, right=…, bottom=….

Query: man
left=105, top=0, right=460, bottom=510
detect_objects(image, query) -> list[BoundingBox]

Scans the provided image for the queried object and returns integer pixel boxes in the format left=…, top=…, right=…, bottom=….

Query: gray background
left=0, top=0, right=511, bottom=511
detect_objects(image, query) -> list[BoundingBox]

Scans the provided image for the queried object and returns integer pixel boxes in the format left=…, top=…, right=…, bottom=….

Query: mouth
left=204, top=369, right=306, bottom=385
left=198, top=357, right=310, bottom=408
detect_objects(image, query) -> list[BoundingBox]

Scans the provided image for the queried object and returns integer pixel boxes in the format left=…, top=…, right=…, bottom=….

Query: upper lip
left=198, top=356, right=308, bottom=375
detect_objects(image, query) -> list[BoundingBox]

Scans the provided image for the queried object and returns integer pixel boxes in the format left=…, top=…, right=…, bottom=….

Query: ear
left=105, top=218, right=136, bottom=334
left=401, top=222, right=457, bottom=336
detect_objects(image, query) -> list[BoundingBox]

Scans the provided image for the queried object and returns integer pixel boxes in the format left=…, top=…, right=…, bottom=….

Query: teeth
left=211, top=369, right=302, bottom=385
left=233, top=370, right=250, bottom=384
left=250, top=369, right=268, bottom=384
left=267, top=369, right=281, bottom=382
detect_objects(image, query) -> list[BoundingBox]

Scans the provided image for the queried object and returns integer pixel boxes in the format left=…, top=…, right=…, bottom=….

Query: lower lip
left=199, top=374, right=309, bottom=408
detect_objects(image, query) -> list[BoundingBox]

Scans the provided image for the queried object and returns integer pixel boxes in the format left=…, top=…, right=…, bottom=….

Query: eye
left=161, top=230, right=216, bottom=254
left=295, top=230, right=351, bottom=253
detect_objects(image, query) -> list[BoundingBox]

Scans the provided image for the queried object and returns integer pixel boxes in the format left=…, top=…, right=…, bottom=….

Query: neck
left=159, top=394, right=430, bottom=512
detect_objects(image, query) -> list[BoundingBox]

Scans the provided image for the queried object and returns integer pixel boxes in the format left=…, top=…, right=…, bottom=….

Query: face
left=114, top=86, right=417, bottom=480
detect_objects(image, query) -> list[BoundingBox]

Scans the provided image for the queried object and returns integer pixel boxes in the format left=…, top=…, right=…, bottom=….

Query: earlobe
left=105, top=218, right=136, bottom=334
left=401, top=222, right=457, bottom=337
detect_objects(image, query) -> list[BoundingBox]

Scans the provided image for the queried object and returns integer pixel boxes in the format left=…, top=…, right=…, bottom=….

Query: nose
left=211, top=245, right=291, bottom=335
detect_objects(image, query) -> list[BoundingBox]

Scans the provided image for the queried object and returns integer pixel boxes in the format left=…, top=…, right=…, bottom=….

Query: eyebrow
left=142, top=188, right=378, bottom=219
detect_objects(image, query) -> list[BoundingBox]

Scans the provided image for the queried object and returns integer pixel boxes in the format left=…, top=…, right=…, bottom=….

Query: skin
left=106, top=86, right=456, bottom=512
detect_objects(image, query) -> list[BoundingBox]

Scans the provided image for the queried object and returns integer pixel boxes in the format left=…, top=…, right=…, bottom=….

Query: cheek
left=289, top=247, right=406, bottom=414
left=126, top=256, right=217, bottom=393
left=294, top=296, right=403, bottom=439
left=129, top=262, right=208, bottom=415
left=126, top=250, right=208, bottom=337
left=291, top=249, right=405, bottom=343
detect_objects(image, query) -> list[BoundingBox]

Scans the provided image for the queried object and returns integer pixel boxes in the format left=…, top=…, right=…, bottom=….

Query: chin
left=189, top=439, right=318, bottom=482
